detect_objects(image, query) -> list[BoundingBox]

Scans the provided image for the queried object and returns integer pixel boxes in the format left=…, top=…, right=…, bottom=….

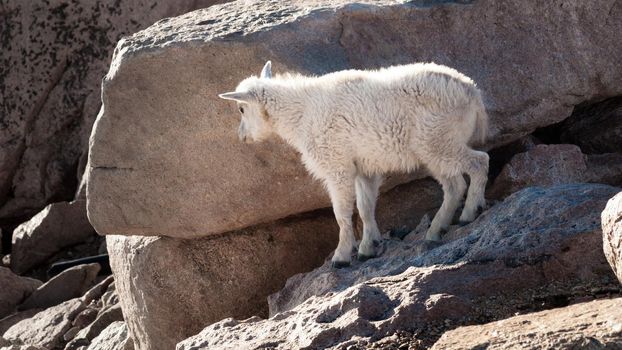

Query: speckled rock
left=88, top=0, right=622, bottom=239
left=431, top=298, right=622, bottom=349
left=0, top=0, right=229, bottom=221
left=488, top=144, right=622, bottom=198
left=0, top=267, right=41, bottom=319
left=177, top=184, right=620, bottom=349
left=603, top=191, right=622, bottom=284
left=107, top=214, right=336, bottom=350
left=20, top=263, right=101, bottom=310
left=10, top=200, right=96, bottom=274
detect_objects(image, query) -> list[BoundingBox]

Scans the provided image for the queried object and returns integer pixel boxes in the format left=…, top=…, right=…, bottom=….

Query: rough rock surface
left=603, top=191, right=622, bottom=284
left=0, top=267, right=41, bottom=319
left=0, top=309, right=42, bottom=335
left=560, top=96, right=622, bottom=154
left=88, top=0, right=622, bottom=239
left=177, top=184, right=620, bottom=349
left=20, top=263, right=101, bottom=310
left=489, top=144, right=622, bottom=198
left=108, top=215, right=336, bottom=350
left=3, top=299, right=85, bottom=349
left=10, top=200, right=96, bottom=274
left=71, top=304, right=123, bottom=345
left=85, top=322, right=131, bottom=350
left=0, top=0, right=229, bottom=221
left=431, top=298, right=622, bottom=349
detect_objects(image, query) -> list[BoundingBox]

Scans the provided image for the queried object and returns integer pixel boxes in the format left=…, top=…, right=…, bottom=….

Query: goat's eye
left=239, top=106, right=244, bottom=114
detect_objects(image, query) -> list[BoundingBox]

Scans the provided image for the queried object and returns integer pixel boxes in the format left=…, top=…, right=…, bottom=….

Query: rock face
left=0, top=267, right=41, bottom=319
left=87, top=0, right=622, bottom=239
left=20, top=263, right=101, bottom=310
left=0, top=0, right=229, bottom=221
left=10, top=200, right=96, bottom=274
left=488, top=144, right=622, bottom=198
left=603, top=191, right=622, bottom=284
left=431, top=298, right=622, bottom=349
left=106, top=177, right=441, bottom=350
left=177, top=184, right=620, bottom=349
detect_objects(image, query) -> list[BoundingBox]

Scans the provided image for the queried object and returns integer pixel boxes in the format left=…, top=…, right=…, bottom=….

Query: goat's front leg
left=355, top=174, right=383, bottom=261
left=326, top=173, right=357, bottom=268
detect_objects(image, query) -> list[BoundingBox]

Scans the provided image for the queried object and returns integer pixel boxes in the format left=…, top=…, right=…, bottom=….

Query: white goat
left=219, top=61, right=489, bottom=268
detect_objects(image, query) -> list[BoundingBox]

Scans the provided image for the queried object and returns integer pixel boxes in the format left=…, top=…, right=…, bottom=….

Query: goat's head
left=219, top=61, right=273, bottom=143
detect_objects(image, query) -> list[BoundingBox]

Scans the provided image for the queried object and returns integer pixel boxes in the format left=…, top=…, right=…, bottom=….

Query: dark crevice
left=487, top=95, right=622, bottom=186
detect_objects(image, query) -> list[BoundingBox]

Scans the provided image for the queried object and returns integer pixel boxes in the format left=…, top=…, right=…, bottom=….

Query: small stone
left=64, top=326, right=81, bottom=341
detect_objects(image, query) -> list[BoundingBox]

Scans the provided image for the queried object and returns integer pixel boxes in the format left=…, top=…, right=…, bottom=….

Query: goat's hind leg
left=355, top=174, right=383, bottom=261
left=459, top=149, right=489, bottom=224
left=426, top=175, right=466, bottom=241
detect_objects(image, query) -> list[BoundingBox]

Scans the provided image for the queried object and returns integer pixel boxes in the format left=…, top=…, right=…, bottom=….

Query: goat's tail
left=469, top=91, right=488, bottom=148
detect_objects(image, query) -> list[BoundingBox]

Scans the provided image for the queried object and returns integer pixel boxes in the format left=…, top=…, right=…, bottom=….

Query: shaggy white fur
left=219, top=61, right=489, bottom=267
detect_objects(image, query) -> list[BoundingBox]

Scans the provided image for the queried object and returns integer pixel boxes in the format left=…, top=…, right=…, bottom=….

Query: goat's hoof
left=331, top=260, right=351, bottom=269
left=458, top=220, right=470, bottom=227
left=477, top=205, right=485, bottom=216
left=357, top=253, right=376, bottom=262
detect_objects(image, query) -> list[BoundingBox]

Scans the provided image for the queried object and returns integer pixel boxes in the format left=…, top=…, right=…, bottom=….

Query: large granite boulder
left=177, top=184, right=620, bottom=349
left=431, top=298, right=622, bottom=349
left=87, top=0, right=622, bottom=239
left=0, top=0, right=228, bottom=221
left=107, top=215, right=336, bottom=350
left=602, top=191, right=622, bottom=284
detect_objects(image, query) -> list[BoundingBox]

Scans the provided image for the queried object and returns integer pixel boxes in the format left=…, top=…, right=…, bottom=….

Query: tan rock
left=602, top=191, right=622, bottom=284
left=20, top=263, right=101, bottom=310
left=88, top=0, right=622, bottom=239
left=0, top=267, right=41, bottom=319
left=431, top=298, right=622, bottom=350
left=11, top=200, right=95, bottom=274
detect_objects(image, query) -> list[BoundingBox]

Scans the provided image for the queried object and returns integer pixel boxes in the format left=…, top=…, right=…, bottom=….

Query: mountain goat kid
left=219, top=61, right=489, bottom=268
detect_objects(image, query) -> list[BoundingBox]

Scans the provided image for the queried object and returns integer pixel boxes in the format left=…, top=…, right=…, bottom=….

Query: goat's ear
left=260, top=61, right=272, bottom=79
left=218, top=91, right=254, bottom=103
